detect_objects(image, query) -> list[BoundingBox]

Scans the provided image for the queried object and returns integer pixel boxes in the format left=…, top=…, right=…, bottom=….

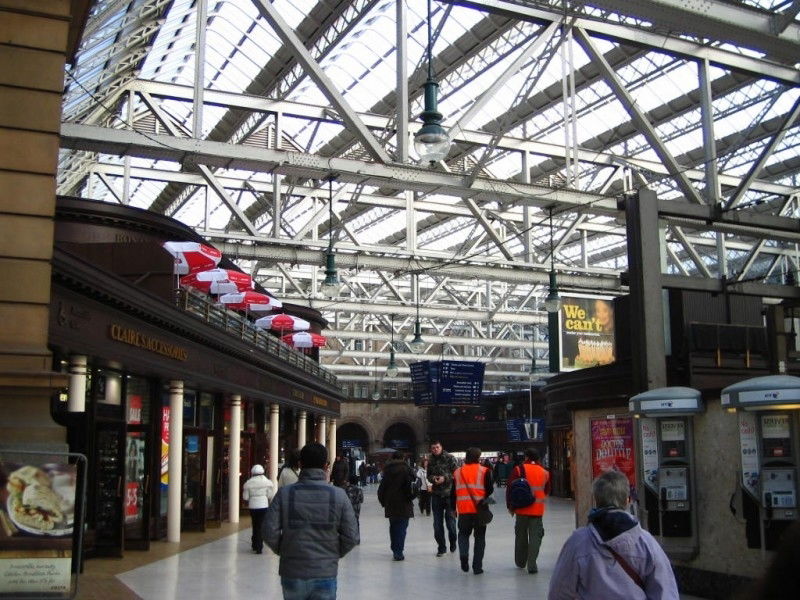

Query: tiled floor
left=78, top=486, right=706, bottom=599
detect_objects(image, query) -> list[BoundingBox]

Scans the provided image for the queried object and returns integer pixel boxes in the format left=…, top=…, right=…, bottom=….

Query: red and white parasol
left=219, top=291, right=282, bottom=312
left=181, top=269, right=254, bottom=295
left=255, top=314, right=311, bottom=332
left=163, top=241, right=222, bottom=275
left=281, top=331, right=327, bottom=348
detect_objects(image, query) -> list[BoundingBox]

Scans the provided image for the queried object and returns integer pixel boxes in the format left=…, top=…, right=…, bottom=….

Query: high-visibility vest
left=454, top=463, right=488, bottom=515
left=513, top=463, right=548, bottom=516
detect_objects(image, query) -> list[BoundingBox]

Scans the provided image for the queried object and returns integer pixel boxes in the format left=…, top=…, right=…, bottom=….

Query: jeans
left=431, top=494, right=457, bottom=552
left=514, top=514, right=544, bottom=571
left=457, top=513, right=486, bottom=570
left=389, top=517, right=409, bottom=558
left=418, top=490, right=431, bottom=515
left=281, top=577, right=337, bottom=600
left=250, top=508, right=267, bottom=552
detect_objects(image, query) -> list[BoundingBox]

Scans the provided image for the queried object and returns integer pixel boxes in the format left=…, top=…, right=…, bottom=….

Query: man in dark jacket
left=427, top=440, right=458, bottom=556
left=265, top=443, right=359, bottom=600
left=377, top=451, right=414, bottom=561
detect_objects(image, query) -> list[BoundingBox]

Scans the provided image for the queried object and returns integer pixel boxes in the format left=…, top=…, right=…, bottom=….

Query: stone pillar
left=327, top=418, right=337, bottom=466
left=228, top=395, right=241, bottom=524
left=297, top=410, right=307, bottom=448
left=0, top=0, right=71, bottom=445
left=268, top=403, right=279, bottom=483
left=67, top=355, right=87, bottom=412
left=167, top=380, right=183, bottom=542
left=318, top=415, right=327, bottom=445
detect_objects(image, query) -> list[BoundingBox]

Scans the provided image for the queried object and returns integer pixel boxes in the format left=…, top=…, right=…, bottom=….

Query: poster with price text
left=591, top=417, right=636, bottom=488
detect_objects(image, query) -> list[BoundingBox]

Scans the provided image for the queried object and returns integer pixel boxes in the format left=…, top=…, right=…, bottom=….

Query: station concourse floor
left=79, top=485, right=706, bottom=600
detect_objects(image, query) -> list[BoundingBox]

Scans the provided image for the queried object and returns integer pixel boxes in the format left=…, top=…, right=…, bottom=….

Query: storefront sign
left=0, top=451, right=86, bottom=599
left=591, top=417, right=635, bottom=487
left=109, top=324, right=188, bottom=361
left=559, top=296, right=615, bottom=371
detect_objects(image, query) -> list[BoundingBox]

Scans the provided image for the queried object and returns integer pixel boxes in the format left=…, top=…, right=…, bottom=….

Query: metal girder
left=321, top=330, right=545, bottom=348
left=669, top=226, right=713, bottom=278
left=443, top=0, right=800, bottom=84
left=464, top=198, right=516, bottom=260
left=250, top=0, right=391, bottom=164
left=574, top=28, right=705, bottom=205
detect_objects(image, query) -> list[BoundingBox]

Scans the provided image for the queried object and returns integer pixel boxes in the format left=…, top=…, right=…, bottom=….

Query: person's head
left=524, top=448, right=540, bottom=463
left=430, top=441, right=443, bottom=456
left=594, top=299, right=613, bottom=331
left=285, top=449, right=301, bottom=470
left=299, top=442, right=328, bottom=469
left=391, top=450, right=404, bottom=460
left=251, top=464, right=264, bottom=476
left=465, top=447, right=481, bottom=464
left=592, top=470, right=630, bottom=509
left=421, top=457, right=429, bottom=467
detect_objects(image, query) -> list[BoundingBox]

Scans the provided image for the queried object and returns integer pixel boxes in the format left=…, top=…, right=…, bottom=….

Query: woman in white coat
left=242, top=464, right=275, bottom=554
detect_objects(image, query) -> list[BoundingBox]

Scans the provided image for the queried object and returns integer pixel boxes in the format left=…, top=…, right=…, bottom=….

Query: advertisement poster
left=161, top=406, right=170, bottom=486
left=559, top=296, right=615, bottom=372
left=0, top=455, right=81, bottom=597
left=591, top=417, right=636, bottom=488
left=640, top=418, right=660, bottom=492
left=739, top=411, right=760, bottom=497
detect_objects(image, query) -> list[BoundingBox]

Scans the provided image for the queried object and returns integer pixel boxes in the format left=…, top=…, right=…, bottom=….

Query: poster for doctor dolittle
left=558, top=295, right=616, bottom=371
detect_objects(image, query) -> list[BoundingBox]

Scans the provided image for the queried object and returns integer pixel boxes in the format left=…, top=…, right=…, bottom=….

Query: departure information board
left=410, top=360, right=485, bottom=406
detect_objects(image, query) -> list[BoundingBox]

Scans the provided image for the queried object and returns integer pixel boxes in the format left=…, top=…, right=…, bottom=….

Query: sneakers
left=460, top=556, right=469, bottom=572
left=473, top=567, right=484, bottom=575
left=436, top=550, right=446, bottom=557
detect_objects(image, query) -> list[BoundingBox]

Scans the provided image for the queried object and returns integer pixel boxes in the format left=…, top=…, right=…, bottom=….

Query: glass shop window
left=183, top=389, right=197, bottom=426
left=198, top=393, right=215, bottom=430
left=126, top=376, right=151, bottom=425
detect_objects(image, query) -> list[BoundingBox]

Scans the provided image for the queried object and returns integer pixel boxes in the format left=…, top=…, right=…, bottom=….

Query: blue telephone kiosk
left=721, top=375, right=800, bottom=553
left=629, top=386, right=704, bottom=560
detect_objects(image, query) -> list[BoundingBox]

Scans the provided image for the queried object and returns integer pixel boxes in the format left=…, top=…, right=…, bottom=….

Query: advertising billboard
left=559, top=295, right=616, bottom=371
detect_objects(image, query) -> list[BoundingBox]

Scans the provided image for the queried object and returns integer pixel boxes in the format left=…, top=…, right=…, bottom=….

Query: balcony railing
left=176, top=288, right=338, bottom=387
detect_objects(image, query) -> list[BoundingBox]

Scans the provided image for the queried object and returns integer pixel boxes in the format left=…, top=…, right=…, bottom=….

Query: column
left=297, top=410, right=307, bottom=448
left=269, top=403, right=279, bottom=483
left=318, top=416, right=327, bottom=445
left=67, top=355, right=87, bottom=412
left=228, top=395, right=241, bottom=524
left=327, top=418, right=337, bottom=466
left=167, top=380, right=184, bottom=543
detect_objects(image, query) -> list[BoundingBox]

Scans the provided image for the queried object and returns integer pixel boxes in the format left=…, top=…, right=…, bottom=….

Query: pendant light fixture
left=544, top=207, right=562, bottom=313
left=409, top=274, right=426, bottom=353
left=320, top=176, right=340, bottom=297
left=414, top=0, right=450, bottom=165
left=386, top=313, right=399, bottom=378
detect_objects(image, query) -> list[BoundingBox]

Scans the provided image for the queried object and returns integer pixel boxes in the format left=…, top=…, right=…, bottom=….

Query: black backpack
left=509, top=464, right=536, bottom=509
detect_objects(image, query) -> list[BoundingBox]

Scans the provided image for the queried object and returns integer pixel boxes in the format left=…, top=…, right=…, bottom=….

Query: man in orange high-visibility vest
left=454, top=447, right=494, bottom=575
left=506, top=448, right=550, bottom=574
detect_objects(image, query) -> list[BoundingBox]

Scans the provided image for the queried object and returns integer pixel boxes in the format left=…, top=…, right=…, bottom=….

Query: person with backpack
left=506, top=447, right=550, bottom=574
left=454, top=447, right=494, bottom=575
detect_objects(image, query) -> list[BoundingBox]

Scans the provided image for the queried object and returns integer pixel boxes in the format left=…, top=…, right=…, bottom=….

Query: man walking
left=454, top=447, right=494, bottom=575
left=377, top=450, right=415, bottom=561
left=264, top=443, right=359, bottom=600
left=427, top=440, right=458, bottom=556
left=506, top=447, right=550, bottom=574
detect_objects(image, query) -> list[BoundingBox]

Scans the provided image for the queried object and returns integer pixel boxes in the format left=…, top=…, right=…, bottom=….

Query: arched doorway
left=337, top=422, right=370, bottom=482
left=382, top=422, right=417, bottom=459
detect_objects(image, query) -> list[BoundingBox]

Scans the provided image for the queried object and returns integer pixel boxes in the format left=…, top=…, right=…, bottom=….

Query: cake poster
left=559, top=295, right=615, bottom=372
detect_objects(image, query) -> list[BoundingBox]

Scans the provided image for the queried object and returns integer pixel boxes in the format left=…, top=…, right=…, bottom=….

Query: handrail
left=176, top=287, right=339, bottom=387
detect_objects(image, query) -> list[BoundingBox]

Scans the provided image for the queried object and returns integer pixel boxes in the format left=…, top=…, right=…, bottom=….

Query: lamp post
left=320, top=177, right=339, bottom=297
left=545, top=207, right=561, bottom=373
left=386, top=314, right=399, bottom=377
left=414, top=0, right=450, bottom=165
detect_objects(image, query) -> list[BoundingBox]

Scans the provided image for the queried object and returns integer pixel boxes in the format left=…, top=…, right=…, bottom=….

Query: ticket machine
left=629, top=386, right=703, bottom=560
left=721, top=375, right=800, bottom=553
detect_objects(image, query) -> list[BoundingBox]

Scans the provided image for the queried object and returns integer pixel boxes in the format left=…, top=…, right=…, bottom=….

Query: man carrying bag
left=506, top=447, right=550, bottom=574
left=453, top=447, right=494, bottom=575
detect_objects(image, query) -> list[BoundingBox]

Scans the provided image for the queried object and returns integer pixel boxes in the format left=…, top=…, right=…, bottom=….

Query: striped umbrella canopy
left=255, top=314, right=310, bottom=332
left=219, top=291, right=282, bottom=312
left=281, top=332, right=327, bottom=348
left=181, top=268, right=253, bottom=295
left=163, top=241, right=222, bottom=275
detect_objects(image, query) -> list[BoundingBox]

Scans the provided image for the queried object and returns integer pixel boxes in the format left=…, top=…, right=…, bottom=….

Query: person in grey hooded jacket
left=548, top=470, right=679, bottom=600
left=264, top=442, right=359, bottom=600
